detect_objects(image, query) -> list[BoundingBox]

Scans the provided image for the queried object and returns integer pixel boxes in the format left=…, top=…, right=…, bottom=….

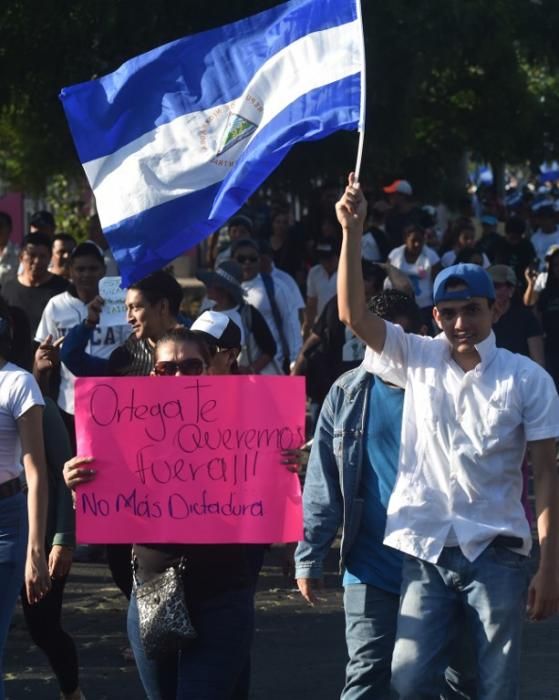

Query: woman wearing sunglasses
left=64, top=315, right=265, bottom=699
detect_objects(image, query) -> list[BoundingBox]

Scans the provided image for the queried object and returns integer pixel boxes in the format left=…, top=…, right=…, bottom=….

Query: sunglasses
left=235, top=255, right=258, bottom=264
left=153, top=358, right=206, bottom=376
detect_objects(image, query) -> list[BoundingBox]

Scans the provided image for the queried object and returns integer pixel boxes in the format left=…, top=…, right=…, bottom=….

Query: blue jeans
left=342, top=584, right=400, bottom=700
left=0, top=492, right=28, bottom=700
left=342, top=583, right=477, bottom=700
left=128, top=585, right=255, bottom=700
left=391, top=546, right=530, bottom=700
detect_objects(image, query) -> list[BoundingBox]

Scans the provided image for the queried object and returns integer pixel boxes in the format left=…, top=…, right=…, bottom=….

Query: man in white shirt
left=303, top=239, right=339, bottom=338
left=34, top=242, right=128, bottom=443
left=336, top=174, right=559, bottom=699
left=232, top=238, right=302, bottom=373
left=258, top=239, right=306, bottom=323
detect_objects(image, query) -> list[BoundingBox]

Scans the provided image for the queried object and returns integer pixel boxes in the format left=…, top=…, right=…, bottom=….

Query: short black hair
left=403, top=223, right=425, bottom=240
left=53, top=232, right=76, bottom=245
left=156, top=327, right=212, bottom=367
left=455, top=248, right=482, bottom=265
left=362, top=261, right=387, bottom=288
left=0, top=212, right=12, bottom=229
left=22, top=232, right=52, bottom=251
left=228, top=215, right=253, bottom=233
left=30, top=210, right=55, bottom=229
left=129, top=270, right=183, bottom=317
left=368, top=290, right=422, bottom=332
left=70, top=241, right=104, bottom=264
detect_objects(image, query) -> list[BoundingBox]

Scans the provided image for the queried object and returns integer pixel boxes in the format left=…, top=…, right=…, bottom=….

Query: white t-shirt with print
left=388, top=244, right=440, bottom=308
left=35, top=290, right=129, bottom=414
left=0, top=363, right=44, bottom=482
left=342, top=326, right=366, bottom=364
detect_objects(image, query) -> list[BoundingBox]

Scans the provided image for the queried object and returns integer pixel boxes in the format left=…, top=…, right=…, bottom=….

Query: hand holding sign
left=63, top=456, right=96, bottom=489
left=84, top=295, right=105, bottom=327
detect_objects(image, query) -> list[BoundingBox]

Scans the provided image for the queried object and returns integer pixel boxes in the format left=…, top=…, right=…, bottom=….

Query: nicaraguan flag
left=60, top=0, right=364, bottom=284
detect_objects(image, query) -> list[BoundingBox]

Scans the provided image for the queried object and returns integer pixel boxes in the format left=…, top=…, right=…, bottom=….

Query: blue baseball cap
left=433, top=263, right=495, bottom=305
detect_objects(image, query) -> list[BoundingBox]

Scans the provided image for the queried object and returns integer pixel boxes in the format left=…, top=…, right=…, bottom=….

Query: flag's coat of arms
left=218, top=112, right=259, bottom=156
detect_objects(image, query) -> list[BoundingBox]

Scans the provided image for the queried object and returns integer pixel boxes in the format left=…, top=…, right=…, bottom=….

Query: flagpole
left=354, top=0, right=366, bottom=183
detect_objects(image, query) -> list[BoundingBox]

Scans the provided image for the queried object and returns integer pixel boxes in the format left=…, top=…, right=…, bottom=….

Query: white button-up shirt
left=363, top=323, right=559, bottom=563
left=242, top=273, right=302, bottom=365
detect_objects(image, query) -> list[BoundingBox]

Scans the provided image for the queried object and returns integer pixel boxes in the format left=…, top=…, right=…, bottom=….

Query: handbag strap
left=131, top=554, right=140, bottom=588
left=132, top=554, right=187, bottom=588
left=261, top=272, right=290, bottom=367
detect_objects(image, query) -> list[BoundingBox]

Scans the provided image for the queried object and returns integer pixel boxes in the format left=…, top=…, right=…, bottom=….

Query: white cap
left=190, top=311, right=241, bottom=348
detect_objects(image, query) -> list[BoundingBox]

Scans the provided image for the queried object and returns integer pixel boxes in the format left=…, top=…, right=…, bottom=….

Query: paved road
left=4, top=547, right=559, bottom=699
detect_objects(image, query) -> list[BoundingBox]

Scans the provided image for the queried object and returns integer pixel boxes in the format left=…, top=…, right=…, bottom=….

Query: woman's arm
left=381, top=263, right=414, bottom=297
left=42, top=398, right=75, bottom=578
left=523, top=267, right=540, bottom=307
left=302, top=296, right=318, bottom=340
left=59, top=322, right=110, bottom=376
left=527, top=336, right=545, bottom=368
left=291, top=332, right=321, bottom=376
left=17, top=404, right=51, bottom=604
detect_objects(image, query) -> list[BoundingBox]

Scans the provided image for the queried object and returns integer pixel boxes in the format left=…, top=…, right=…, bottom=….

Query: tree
left=1, top=0, right=559, bottom=197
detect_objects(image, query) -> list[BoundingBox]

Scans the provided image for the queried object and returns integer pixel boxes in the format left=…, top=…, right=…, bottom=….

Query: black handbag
left=133, top=557, right=197, bottom=660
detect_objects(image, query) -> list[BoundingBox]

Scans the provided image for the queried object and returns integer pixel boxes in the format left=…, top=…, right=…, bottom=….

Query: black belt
left=0, top=477, right=21, bottom=500
left=491, top=535, right=523, bottom=549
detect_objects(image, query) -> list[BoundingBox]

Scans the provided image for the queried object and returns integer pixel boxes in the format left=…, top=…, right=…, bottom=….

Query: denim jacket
left=294, top=367, right=372, bottom=579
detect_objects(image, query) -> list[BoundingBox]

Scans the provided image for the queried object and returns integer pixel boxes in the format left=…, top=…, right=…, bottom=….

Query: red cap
left=383, top=179, right=413, bottom=196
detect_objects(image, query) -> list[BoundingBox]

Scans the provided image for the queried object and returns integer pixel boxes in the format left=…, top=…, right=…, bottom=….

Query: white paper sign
left=98, top=276, right=127, bottom=328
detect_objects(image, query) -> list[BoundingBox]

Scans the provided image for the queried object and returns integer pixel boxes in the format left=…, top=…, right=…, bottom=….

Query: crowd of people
left=0, top=170, right=558, bottom=699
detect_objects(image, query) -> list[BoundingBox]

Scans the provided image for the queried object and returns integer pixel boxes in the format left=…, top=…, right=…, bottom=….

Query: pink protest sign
left=74, top=375, right=305, bottom=544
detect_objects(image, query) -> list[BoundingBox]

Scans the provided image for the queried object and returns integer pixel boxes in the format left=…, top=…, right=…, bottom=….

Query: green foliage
left=1, top=0, right=559, bottom=198
left=45, top=174, right=91, bottom=242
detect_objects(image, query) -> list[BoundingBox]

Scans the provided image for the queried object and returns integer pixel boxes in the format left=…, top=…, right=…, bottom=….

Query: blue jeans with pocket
left=391, top=545, right=530, bottom=700
left=0, top=492, right=28, bottom=700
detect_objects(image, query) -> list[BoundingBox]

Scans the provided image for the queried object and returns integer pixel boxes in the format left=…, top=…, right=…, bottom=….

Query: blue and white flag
left=60, top=0, right=364, bottom=284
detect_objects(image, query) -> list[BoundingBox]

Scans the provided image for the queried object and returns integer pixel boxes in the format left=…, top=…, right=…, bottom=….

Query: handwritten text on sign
left=74, top=376, right=305, bottom=544
left=98, top=276, right=127, bottom=328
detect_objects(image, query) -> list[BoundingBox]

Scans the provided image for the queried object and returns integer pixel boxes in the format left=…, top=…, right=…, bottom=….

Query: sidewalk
left=4, top=546, right=559, bottom=699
